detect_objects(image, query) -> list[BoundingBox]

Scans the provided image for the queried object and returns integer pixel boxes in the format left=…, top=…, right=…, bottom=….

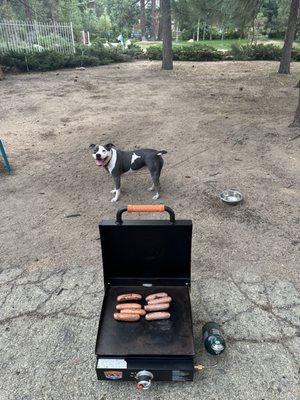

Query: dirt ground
left=1, top=60, right=299, bottom=281
left=0, top=61, right=299, bottom=400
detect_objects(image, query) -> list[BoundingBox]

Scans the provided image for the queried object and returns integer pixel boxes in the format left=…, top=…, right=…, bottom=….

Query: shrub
left=125, top=43, right=144, bottom=58
left=0, top=51, right=28, bottom=70
left=292, top=50, right=300, bottom=61
left=146, top=42, right=300, bottom=62
left=230, top=43, right=282, bottom=61
left=0, top=42, right=139, bottom=72
left=173, top=44, right=224, bottom=61
left=146, top=44, right=224, bottom=61
left=230, top=43, right=249, bottom=60
left=268, top=31, right=286, bottom=39
left=250, top=44, right=282, bottom=60
left=179, top=28, right=195, bottom=41
left=38, top=34, right=70, bottom=50
left=225, top=29, right=246, bottom=40
left=146, top=45, right=162, bottom=60
left=76, top=42, right=137, bottom=63
left=0, top=50, right=112, bottom=72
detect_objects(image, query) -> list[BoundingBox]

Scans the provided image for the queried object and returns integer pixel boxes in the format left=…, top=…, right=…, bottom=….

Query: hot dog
left=145, top=292, right=168, bottom=302
left=117, top=293, right=142, bottom=302
left=114, top=312, right=140, bottom=321
left=148, top=296, right=172, bottom=305
left=120, top=309, right=146, bottom=316
left=116, top=303, right=142, bottom=310
left=144, top=303, right=170, bottom=312
left=145, top=312, right=170, bottom=321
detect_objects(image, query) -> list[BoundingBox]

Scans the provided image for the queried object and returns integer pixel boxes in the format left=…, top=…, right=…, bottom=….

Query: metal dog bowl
left=220, top=189, right=243, bottom=205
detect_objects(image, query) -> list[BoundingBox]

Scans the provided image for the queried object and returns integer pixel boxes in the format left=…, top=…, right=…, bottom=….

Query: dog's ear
left=104, top=143, right=115, bottom=151
left=89, top=144, right=96, bottom=150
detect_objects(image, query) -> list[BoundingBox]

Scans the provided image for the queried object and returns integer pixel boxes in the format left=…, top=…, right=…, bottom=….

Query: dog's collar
left=100, top=150, right=113, bottom=168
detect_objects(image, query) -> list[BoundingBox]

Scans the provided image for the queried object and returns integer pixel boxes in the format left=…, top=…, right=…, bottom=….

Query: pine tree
left=278, top=0, right=300, bottom=74
left=58, top=0, right=83, bottom=33
left=161, top=0, right=173, bottom=70
left=290, top=81, right=300, bottom=126
left=0, top=0, right=16, bottom=19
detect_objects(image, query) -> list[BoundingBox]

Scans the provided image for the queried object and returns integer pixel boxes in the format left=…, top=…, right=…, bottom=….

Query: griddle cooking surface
left=96, top=286, right=194, bottom=357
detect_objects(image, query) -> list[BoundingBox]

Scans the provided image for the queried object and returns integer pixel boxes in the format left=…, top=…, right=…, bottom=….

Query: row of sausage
left=113, top=292, right=172, bottom=322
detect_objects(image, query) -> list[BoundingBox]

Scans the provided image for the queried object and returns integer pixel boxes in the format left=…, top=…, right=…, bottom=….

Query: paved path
left=0, top=265, right=299, bottom=400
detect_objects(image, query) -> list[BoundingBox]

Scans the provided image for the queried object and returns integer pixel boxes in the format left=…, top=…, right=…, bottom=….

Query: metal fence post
left=70, top=22, right=75, bottom=53
left=34, top=20, right=40, bottom=47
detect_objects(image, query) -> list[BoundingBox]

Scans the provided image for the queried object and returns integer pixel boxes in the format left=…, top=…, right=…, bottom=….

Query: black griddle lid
left=99, top=205, right=192, bottom=286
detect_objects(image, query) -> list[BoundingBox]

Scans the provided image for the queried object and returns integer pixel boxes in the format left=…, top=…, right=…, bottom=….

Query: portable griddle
left=95, top=205, right=195, bottom=389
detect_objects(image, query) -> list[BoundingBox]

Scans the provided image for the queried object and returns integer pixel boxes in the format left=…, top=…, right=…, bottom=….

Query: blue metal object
left=0, top=140, right=12, bottom=174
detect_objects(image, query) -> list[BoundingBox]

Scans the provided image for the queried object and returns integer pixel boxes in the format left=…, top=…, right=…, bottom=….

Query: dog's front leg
left=111, top=175, right=121, bottom=202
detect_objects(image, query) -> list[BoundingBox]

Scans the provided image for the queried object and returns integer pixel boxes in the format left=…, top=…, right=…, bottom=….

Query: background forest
left=0, top=0, right=297, bottom=42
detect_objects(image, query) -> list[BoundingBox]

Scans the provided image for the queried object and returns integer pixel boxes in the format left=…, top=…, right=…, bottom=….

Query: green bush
left=230, top=43, right=282, bottom=61
left=146, top=45, right=162, bottom=60
left=179, top=28, right=195, bottom=41
left=38, top=34, right=70, bottom=50
left=0, top=50, right=106, bottom=71
left=225, top=29, right=246, bottom=40
left=76, top=42, right=137, bottom=63
left=292, top=50, right=300, bottom=61
left=0, top=42, right=139, bottom=72
left=268, top=31, right=286, bottom=39
left=1, top=42, right=299, bottom=72
left=126, top=43, right=144, bottom=58
left=146, top=44, right=224, bottom=61
left=174, top=44, right=224, bottom=61
left=147, top=42, right=300, bottom=62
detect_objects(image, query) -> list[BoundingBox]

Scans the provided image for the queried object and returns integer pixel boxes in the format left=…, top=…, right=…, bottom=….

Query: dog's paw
left=110, top=189, right=117, bottom=194
left=152, top=193, right=160, bottom=200
left=147, top=186, right=155, bottom=192
left=111, top=197, right=118, bottom=202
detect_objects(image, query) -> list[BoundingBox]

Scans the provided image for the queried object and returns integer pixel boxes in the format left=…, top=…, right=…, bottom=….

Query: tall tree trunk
left=196, top=17, right=200, bottom=41
left=157, top=16, right=162, bottom=40
left=278, top=0, right=300, bottom=74
left=161, top=0, right=173, bottom=70
left=202, top=21, right=206, bottom=40
left=251, top=16, right=256, bottom=44
left=23, top=0, right=32, bottom=19
left=140, top=0, right=146, bottom=41
left=151, top=0, right=156, bottom=40
left=290, top=81, right=300, bottom=126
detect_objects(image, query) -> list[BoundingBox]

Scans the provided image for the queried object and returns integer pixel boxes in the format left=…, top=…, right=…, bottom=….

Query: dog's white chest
left=107, top=148, right=117, bottom=173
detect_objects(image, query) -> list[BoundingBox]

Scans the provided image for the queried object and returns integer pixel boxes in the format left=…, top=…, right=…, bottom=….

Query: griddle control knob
left=135, top=370, right=153, bottom=390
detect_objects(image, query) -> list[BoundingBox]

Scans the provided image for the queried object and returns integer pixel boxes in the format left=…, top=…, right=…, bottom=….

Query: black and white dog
left=89, top=143, right=167, bottom=202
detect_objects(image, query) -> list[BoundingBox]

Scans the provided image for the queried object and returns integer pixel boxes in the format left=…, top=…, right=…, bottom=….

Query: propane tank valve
left=135, top=370, right=153, bottom=390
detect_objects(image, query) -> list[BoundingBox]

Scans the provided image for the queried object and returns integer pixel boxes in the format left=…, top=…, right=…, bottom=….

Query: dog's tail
left=156, top=150, right=167, bottom=156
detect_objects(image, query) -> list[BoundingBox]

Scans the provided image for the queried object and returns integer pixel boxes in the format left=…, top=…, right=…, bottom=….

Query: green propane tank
left=202, top=322, right=226, bottom=355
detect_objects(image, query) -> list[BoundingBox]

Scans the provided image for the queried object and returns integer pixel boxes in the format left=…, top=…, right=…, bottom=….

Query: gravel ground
left=0, top=60, right=299, bottom=400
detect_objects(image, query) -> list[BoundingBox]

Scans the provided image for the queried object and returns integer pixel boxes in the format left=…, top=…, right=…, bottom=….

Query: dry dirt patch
left=0, top=60, right=299, bottom=283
